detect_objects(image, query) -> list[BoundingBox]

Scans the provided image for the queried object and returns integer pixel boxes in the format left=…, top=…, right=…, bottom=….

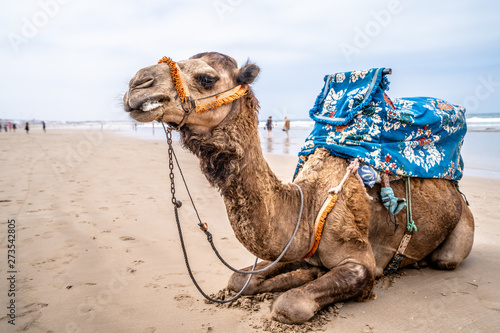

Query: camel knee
left=227, top=272, right=260, bottom=295
left=227, top=272, right=244, bottom=292
left=271, top=289, right=317, bottom=324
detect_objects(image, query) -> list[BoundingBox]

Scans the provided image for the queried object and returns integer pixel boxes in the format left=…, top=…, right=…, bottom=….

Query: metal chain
left=159, top=121, right=304, bottom=303
left=161, top=122, right=255, bottom=303
left=166, top=128, right=181, bottom=208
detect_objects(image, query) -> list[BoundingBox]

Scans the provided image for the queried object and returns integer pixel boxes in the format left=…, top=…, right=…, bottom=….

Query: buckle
left=182, top=97, right=196, bottom=114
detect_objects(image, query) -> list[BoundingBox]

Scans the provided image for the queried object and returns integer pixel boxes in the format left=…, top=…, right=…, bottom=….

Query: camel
left=123, top=52, right=474, bottom=324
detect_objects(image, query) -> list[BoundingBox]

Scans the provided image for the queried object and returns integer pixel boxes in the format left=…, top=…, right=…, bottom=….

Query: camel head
left=123, top=52, right=260, bottom=132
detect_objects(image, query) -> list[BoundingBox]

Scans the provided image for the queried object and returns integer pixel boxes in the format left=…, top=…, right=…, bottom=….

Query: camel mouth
left=125, top=96, right=168, bottom=114
left=126, top=97, right=168, bottom=122
left=128, top=107, right=164, bottom=122
left=141, top=100, right=163, bottom=112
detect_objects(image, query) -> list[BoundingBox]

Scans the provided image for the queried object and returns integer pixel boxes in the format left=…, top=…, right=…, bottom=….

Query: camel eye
left=196, top=74, right=219, bottom=89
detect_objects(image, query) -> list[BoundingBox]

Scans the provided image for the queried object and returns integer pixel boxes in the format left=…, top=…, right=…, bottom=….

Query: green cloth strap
left=405, top=177, right=417, bottom=232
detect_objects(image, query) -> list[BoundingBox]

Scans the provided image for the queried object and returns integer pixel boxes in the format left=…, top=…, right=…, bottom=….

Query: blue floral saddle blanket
left=295, top=68, right=467, bottom=181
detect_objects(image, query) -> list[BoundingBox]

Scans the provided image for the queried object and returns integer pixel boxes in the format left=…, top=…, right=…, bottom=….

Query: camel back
left=295, top=68, right=467, bottom=180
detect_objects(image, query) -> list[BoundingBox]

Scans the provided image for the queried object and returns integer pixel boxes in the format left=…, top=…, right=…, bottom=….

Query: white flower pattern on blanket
left=297, top=68, right=467, bottom=180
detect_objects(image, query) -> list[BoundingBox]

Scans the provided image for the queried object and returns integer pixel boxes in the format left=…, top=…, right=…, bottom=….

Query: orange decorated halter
left=157, top=56, right=248, bottom=114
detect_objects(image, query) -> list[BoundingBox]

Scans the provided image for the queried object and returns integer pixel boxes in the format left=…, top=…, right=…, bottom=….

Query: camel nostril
left=131, top=77, right=154, bottom=90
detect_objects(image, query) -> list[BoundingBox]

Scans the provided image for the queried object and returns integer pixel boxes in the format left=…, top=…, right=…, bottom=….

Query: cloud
left=0, top=0, right=499, bottom=121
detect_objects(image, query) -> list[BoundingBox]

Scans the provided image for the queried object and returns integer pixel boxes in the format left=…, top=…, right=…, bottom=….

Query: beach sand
left=1, top=129, right=499, bottom=333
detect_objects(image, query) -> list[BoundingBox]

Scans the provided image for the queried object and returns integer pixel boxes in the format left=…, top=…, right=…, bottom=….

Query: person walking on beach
left=25, top=122, right=29, bottom=134
left=266, top=116, right=273, bottom=137
left=42, top=121, right=46, bottom=132
left=283, top=116, right=290, bottom=138
left=12, top=123, right=16, bottom=132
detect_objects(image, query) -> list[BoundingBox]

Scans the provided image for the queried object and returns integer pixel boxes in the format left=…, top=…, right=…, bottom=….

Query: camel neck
left=181, top=100, right=311, bottom=261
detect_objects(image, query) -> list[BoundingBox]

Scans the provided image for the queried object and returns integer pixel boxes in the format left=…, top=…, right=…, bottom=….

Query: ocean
left=122, top=112, right=500, bottom=179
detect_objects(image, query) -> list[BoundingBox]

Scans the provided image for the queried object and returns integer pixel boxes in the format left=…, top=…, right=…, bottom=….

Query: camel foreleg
left=271, top=262, right=374, bottom=324
left=227, top=261, right=328, bottom=295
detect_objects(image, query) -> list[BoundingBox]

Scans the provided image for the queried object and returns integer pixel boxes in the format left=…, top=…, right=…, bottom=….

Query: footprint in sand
left=201, top=323, right=214, bottom=332
left=120, top=236, right=135, bottom=241
left=41, top=232, right=53, bottom=239
left=362, top=324, right=375, bottom=333
left=145, top=283, right=160, bottom=289
left=119, top=308, right=136, bottom=318
left=174, top=293, right=195, bottom=309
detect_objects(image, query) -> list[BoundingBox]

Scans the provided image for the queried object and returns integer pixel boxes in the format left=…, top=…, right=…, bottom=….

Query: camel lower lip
left=141, top=101, right=163, bottom=112
left=129, top=108, right=164, bottom=122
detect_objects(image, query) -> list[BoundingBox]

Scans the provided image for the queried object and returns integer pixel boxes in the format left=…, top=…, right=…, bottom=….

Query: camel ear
left=236, top=63, right=260, bottom=85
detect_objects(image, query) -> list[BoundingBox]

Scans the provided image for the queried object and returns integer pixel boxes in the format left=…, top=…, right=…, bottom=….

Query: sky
left=1, top=0, right=499, bottom=122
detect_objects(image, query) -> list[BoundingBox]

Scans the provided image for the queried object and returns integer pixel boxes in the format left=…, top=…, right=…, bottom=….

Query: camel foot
left=431, top=260, right=459, bottom=270
left=271, top=289, right=317, bottom=324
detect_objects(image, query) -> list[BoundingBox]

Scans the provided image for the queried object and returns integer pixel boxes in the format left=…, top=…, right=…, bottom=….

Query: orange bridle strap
left=158, top=56, right=190, bottom=103
left=158, top=56, right=247, bottom=114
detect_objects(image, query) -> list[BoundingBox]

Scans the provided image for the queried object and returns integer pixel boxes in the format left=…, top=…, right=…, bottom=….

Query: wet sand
left=0, top=129, right=499, bottom=332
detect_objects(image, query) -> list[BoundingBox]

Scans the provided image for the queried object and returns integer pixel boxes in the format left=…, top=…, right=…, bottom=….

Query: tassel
left=158, top=56, right=189, bottom=103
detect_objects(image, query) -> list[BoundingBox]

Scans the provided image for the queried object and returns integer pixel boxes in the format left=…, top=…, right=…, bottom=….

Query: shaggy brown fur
left=124, top=52, right=475, bottom=324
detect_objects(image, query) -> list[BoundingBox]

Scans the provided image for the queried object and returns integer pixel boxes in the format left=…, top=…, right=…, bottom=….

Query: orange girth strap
left=158, top=56, right=247, bottom=114
left=303, top=193, right=338, bottom=259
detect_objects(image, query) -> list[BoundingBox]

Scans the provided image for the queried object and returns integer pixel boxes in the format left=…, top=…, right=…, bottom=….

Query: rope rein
left=160, top=121, right=304, bottom=303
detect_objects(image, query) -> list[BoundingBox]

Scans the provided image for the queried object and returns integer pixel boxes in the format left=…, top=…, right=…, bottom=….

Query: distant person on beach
left=266, top=116, right=273, bottom=136
left=42, top=121, right=46, bottom=132
left=25, top=122, right=29, bottom=134
left=283, top=117, right=290, bottom=138
left=12, top=123, right=16, bottom=132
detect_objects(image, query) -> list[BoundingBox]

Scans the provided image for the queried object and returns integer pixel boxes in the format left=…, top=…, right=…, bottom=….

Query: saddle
left=295, top=68, right=467, bottom=181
